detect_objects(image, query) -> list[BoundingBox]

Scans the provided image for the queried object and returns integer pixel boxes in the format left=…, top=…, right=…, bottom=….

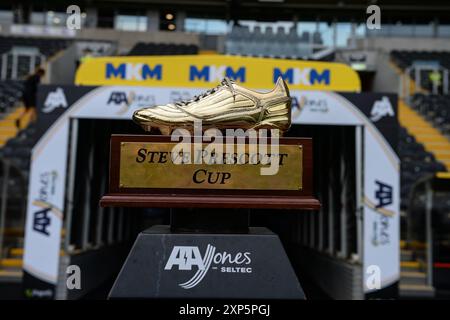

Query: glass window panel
left=115, top=15, right=147, bottom=32
left=185, top=18, right=228, bottom=35
left=336, top=23, right=352, bottom=47
left=0, top=10, right=13, bottom=24
left=438, top=25, right=450, bottom=37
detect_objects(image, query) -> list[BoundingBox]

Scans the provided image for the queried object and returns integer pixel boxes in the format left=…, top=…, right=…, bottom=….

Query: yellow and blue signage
left=75, top=55, right=360, bottom=92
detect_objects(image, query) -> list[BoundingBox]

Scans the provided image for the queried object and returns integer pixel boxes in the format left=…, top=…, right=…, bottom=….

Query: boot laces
left=175, top=78, right=236, bottom=106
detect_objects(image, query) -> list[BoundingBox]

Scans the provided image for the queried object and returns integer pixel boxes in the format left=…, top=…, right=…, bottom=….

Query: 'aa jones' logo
left=373, top=180, right=393, bottom=246
left=107, top=91, right=155, bottom=109
left=274, top=68, right=330, bottom=86
left=32, top=171, right=58, bottom=237
left=375, top=180, right=393, bottom=209
left=106, top=63, right=162, bottom=81
left=42, top=88, right=68, bottom=113
left=370, top=96, right=394, bottom=122
left=164, top=245, right=252, bottom=289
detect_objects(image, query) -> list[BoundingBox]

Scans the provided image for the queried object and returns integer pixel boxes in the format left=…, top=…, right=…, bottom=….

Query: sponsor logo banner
left=164, top=245, right=252, bottom=289
left=75, top=55, right=361, bottom=92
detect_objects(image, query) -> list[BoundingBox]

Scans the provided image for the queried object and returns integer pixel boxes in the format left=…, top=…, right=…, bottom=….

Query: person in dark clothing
left=18, top=68, right=45, bottom=127
left=23, top=68, right=45, bottom=109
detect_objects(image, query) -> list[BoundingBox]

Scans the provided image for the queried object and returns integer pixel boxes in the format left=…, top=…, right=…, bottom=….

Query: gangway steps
left=0, top=259, right=22, bottom=268
left=401, top=261, right=420, bottom=270
left=0, top=106, right=32, bottom=147
left=399, top=284, right=435, bottom=297
left=399, top=246, right=435, bottom=298
left=9, top=248, right=23, bottom=257
left=0, top=269, right=22, bottom=283
left=401, top=249, right=413, bottom=260
left=400, top=271, right=427, bottom=285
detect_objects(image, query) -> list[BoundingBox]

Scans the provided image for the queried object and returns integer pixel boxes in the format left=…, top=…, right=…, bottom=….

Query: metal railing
left=0, top=158, right=28, bottom=261
left=403, top=64, right=449, bottom=100
left=0, top=47, right=46, bottom=80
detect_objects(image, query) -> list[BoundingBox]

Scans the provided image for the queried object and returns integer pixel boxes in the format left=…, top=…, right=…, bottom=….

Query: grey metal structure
left=404, top=62, right=449, bottom=100
left=0, top=46, right=45, bottom=80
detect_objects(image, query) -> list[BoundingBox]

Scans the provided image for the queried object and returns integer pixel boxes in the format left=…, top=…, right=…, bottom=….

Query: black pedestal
left=108, top=225, right=305, bottom=299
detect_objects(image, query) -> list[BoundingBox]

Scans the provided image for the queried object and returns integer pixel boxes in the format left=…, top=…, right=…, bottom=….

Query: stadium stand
left=389, top=50, right=450, bottom=297
left=0, top=35, right=72, bottom=146
left=0, top=123, right=36, bottom=174
left=225, top=25, right=323, bottom=58
left=391, top=50, right=450, bottom=71
left=411, top=93, right=450, bottom=136
left=390, top=51, right=450, bottom=209
left=0, top=81, right=28, bottom=147
left=127, top=42, right=198, bottom=56
left=0, top=36, right=72, bottom=80
left=399, top=126, right=446, bottom=209
left=0, top=123, right=36, bottom=286
left=391, top=50, right=450, bottom=94
left=0, top=81, right=23, bottom=115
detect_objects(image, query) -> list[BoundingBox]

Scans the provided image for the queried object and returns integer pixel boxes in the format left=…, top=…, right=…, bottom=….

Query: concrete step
left=400, top=271, right=427, bottom=286
left=9, top=248, right=23, bottom=257
left=400, top=240, right=406, bottom=249
left=0, top=259, right=22, bottom=269
left=400, top=284, right=435, bottom=298
left=401, top=249, right=414, bottom=261
left=2, top=228, right=24, bottom=237
left=401, top=261, right=422, bottom=272
left=0, top=269, right=23, bottom=282
left=434, top=149, right=450, bottom=156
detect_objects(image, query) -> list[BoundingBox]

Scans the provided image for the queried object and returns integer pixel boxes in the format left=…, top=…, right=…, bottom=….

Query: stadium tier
left=225, top=25, right=323, bottom=58
left=0, top=36, right=72, bottom=80
left=391, top=50, right=450, bottom=94
left=399, top=126, right=446, bottom=209
left=411, top=93, right=450, bottom=136
left=127, top=43, right=198, bottom=56
left=391, top=50, right=450, bottom=71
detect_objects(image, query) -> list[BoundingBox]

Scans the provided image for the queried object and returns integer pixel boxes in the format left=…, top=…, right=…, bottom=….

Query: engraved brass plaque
left=119, top=142, right=302, bottom=190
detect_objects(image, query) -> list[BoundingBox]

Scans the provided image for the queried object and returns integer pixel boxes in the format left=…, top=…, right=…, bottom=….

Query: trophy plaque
left=101, top=135, right=319, bottom=210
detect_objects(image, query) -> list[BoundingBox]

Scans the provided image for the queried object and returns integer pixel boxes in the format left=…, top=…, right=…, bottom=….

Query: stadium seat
left=127, top=42, right=199, bottom=56
left=391, top=50, right=450, bottom=94
left=224, top=25, right=321, bottom=59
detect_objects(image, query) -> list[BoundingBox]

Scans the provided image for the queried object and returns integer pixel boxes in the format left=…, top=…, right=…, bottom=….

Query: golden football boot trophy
left=133, top=76, right=292, bottom=134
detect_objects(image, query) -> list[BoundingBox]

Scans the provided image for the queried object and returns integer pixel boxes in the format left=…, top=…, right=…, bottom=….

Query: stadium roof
left=4, top=0, right=450, bottom=23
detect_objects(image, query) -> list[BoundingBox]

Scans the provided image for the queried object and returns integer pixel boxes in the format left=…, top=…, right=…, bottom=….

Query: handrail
left=0, top=156, right=28, bottom=262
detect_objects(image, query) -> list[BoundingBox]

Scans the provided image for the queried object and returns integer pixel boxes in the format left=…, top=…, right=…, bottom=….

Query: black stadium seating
left=399, top=126, right=446, bottom=208
left=0, top=123, right=37, bottom=174
left=0, top=80, right=24, bottom=114
left=411, top=93, right=450, bottom=135
left=225, top=25, right=323, bottom=58
left=391, top=50, right=450, bottom=93
left=0, top=36, right=71, bottom=59
left=127, top=43, right=198, bottom=56
left=391, top=50, right=450, bottom=70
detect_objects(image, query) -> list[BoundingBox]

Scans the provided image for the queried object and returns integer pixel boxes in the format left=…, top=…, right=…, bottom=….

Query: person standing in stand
left=17, top=68, right=45, bottom=128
